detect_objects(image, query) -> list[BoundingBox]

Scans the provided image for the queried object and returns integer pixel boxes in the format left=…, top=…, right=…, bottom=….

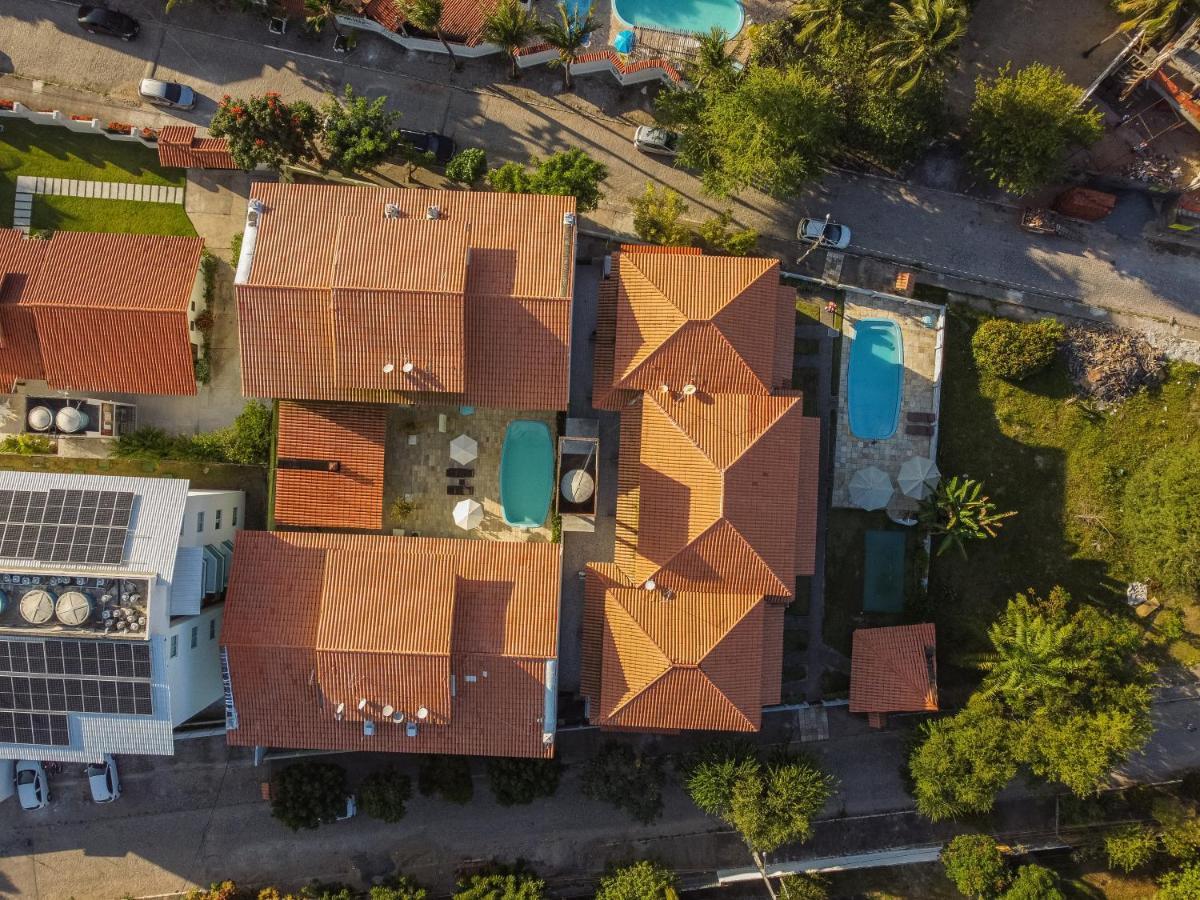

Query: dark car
left=78, top=5, right=140, bottom=40
left=400, top=129, right=456, bottom=166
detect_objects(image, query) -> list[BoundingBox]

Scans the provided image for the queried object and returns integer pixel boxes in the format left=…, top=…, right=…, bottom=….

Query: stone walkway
left=12, top=175, right=185, bottom=231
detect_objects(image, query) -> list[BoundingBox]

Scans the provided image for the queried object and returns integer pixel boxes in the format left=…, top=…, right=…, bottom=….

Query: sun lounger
left=906, top=411, right=937, bottom=424
left=905, top=423, right=935, bottom=437
left=446, top=467, right=474, bottom=478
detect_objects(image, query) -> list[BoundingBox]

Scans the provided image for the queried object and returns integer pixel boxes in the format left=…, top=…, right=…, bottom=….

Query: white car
left=138, top=78, right=196, bottom=110
left=86, top=754, right=120, bottom=803
left=15, top=760, right=48, bottom=810
left=797, top=217, right=852, bottom=249
left=633, top=126, right=680, bottom=158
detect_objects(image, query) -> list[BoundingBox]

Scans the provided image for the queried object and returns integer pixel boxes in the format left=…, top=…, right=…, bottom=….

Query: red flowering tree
left=210, top=92, right=320, bottom=172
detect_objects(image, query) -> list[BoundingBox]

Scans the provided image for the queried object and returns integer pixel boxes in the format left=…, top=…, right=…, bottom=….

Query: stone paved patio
left=382, top=406, right=558, bottom=542
left=832, top=291, right=946, bottom=515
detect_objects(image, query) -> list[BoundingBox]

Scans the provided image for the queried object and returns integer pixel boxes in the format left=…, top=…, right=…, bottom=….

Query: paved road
left=3, top=0, right=1200, bottom=333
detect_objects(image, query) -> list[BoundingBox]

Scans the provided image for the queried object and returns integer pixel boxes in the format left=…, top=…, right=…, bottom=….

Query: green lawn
left=929, top=309, right=1200, bottom=666
left=0, top=453, right=267, bottom=530
left=0, top=118, right=184, bottom=228
left=31, top=195, right=197, bottom=236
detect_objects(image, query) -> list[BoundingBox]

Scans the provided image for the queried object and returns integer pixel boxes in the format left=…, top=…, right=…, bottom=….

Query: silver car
left=86, top=754, right=121, bottom=803
left=633, top=126, right=680, bottom=158
left=15, top=759, right=48, bottom=810
left=797, top=217, right=852, bottom=250
left=139, top=78, right=196, bottom=110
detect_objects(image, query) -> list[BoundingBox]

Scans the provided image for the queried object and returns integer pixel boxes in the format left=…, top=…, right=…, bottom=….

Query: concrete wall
left=186, top=268, right=206, bottom=348
left=0, top=103, right=160, bottom=150
left=179, top=490, right=244, bottom=548
left=164, top=604, right=224, bottom=725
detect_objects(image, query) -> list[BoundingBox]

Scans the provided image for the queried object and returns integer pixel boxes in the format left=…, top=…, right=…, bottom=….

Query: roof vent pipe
left=384, top=203, right=401, bottom=219
left=426, top=205, right=441, bottom=220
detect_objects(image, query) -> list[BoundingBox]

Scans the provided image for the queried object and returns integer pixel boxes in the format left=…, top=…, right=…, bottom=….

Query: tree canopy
left=940, top=833, right=1009, bottom=899
left=319, top=85, right=405, bottom=173
left=485, top=149, right=608, bottom=211
left=452, top=865, right=545, bottom=900
left=1001, top=864, right=1063, bottom=900
left=968, top=63, right=1104, bottom=195
left=594, top=861, right=678, bottom=900
left=581, top=741, right=666, bottom=824
left=210, top=92, right=320, bottom=172
left=270, top=761, right=347, bottom=831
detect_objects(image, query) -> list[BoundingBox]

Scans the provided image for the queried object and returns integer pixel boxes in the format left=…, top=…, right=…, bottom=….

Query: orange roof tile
left=222, top=531, right=561, bottom=757
left=157, top=126, right=239, bottom=170
left=237, top=183, right=575, bottom=409
left=362, top=0, right=489, bottom=45
left=0, top=229, right=48, bottom=387
left=583, top=564, right=767, bottom=732
left=849, top=624, right=938, bottom=715
left=274, top=402, right=388, bottom=531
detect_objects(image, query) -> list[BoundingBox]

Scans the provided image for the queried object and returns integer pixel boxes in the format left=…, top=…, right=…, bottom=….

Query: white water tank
left=55, top=407, right=89, bottom=434
left=27, top=406, right=52, bottom=431
left=55, top=591, right=92, bottom=626
left=19, top=589, right=56, bottom=625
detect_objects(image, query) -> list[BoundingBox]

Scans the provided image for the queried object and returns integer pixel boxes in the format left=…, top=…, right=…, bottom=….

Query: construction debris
left=1121, top=152, right=1183, bottom=189
left=1062, top=324, right=1167, bottom=404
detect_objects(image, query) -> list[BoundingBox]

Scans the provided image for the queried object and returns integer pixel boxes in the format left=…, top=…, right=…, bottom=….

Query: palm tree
left=790, top=0, right=867, bottom=46
left=305, top=0, right=349, bottom=35
left=979, top=596, right=1083, bottom=712
left=918, top=475, right=1017, bottom=558
left=538, top=1, right=600, bottom=92
left=396, top=0, right=461, bottom=71
left=688, top=26, right=740, bottom=87
left=871, top=0, right=967, bottom=95
left=481, top=0, right=539, bottom=80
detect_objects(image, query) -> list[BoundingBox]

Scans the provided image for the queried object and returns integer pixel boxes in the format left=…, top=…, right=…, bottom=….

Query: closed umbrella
left=449, top=434, right=478, bottom=465
left=897, top=456, right=940, bottom=500
left=848, top=466, right=893, bottom=510
left=453, top=498, right=483, bottom=530
left=614, top=29, right=635, bottom=54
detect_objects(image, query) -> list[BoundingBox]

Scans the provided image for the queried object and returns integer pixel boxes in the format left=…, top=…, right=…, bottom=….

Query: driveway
left=3, top=0, right=1199, bottom=336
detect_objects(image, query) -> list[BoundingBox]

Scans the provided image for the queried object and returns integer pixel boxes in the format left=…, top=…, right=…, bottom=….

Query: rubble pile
left=1121, top=153, right=1182, bottom=189
left=1062, top=324, right=1166, bottom=404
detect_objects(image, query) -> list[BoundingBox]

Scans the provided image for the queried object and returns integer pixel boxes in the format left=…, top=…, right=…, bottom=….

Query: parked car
left=797, top=216, right=852, bottom=249
left=86, top=754, right=120, bottom=803
left=633, top=126, right=680, bottom=158
left=400, top=130, right=455, bottom=166
left=14, top=760, right=48, bottom=811
left=77, top=5, right=140, bottom=40
left=138, top=78, right=196, bottom=111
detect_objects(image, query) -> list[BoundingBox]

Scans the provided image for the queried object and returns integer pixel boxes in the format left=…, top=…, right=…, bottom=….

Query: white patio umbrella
left=848, top=466, right=894, bottom=511
left=452, top=498, right=483, bottom=530
left=897, top=455, right=940, bottom=500
left=449, top=434, right=478, bottom=465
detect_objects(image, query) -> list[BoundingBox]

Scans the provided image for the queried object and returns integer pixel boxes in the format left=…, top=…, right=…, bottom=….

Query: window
left=190, top=301, right=196, bottom=312
left=232, top=506, right=238, bottom=527
left=170, top=635, right=178, bottom=658
left=196, top=511, right=204, bottom=533
left=190, top=627, right=198, bottom=649
left=209, top=619, right=216, bottom=640
left=215, top=509, right=222, bottom=530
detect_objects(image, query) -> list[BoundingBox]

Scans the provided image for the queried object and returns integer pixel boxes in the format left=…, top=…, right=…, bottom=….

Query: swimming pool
left=847, top=318, right=904, bottom=440
left=499, top=420, right=555, bottom=528
left=612, top=0, right=744, bottom=37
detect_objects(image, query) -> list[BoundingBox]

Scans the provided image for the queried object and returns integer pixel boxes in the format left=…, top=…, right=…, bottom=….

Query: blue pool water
left=612, top=0, right=744, bottom=36
left=500, top=420, right=555, bottom=528
left=847, top=318, right=904, bottom=440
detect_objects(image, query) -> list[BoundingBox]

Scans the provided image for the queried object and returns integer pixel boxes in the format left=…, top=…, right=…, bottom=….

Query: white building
left=0, top=472, right=242, bottom=763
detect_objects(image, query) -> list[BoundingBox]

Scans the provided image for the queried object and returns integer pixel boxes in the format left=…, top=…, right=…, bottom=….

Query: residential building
left=0, top=472, right=242, bottom=763
left=221, top=532, right=560, bottom=757
left=0, top=228, right=206, bottom=395
left=849, top=624, right=938, bottom=728
left=581, top=247, right=821, bottom=733
left=157, top=126, right=239, bottom=170
left=233, top=183, right=577, bottom=410
left=1143, top=17, right=1200, bottom=133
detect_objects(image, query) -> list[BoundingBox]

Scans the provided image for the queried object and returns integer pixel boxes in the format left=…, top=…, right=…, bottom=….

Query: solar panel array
left=0, top=489, right=134, bottom=565
left=0, top=638, right=154, bottom=747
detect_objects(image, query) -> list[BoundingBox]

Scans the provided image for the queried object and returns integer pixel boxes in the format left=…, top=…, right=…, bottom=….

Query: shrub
left=359, top=766, right=413, bottom=822
left=630, top=183, right=692, bottom=247
left=1155, top=797, right=1200, bottom=861
left=1160, top=863, right=1200, bottom=900
left=1123, top=442, right=1200, bottom=592
left=446, top=148, right=488, bottom=185
left=485, top=757, right=562, bottom=806
left=270, top=761, right=347, bottom=831
left=417, top=754, right=473, bottom=804
left=1002, top=864, right=1063, bottom=900
left=970, top=317, right=1064, bottom=381
left=1179, top=769, right=1200, bottom=803
left=184, top=882, right=243, bottom=900
left=940, top=833, right=1010, bottom=898
left=595, top=861, right=677, bottom=900
left=485, top=149, right=608, bottom=211
left=581, top=741, right=665, bottom=824
left=194, top=355, right=212, bottom=386
left=1104, top=824, right=1158, bottom=872
left=696, top=210, right=759, bottom=256
left=778, top=873, right=829, bottom=900
left=1159, top=609, right=1187, bottom=642
left=222, top=400, right=274, bottom=466
left=0, top=434, right=54, bottom=455
left=452, top=864, right=545, bottom=900
left=230, top=232, right=243, bottom=269
left=369, top=876, right=429, bottom=900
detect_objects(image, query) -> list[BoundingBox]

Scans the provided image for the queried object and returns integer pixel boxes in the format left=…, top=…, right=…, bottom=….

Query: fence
left=0, top=100, right=161, bottom=150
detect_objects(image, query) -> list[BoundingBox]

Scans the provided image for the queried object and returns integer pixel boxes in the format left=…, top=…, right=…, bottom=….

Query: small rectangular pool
left=847, top=318, right=903, bottom=440
left=500, top=420, right=554, bottom=528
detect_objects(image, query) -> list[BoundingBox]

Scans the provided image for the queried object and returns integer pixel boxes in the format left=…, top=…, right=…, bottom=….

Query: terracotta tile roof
left=582, top=563, right=767, bottom=732
left=237, top=183, right=575, bottom=409
left=157, top=126, right=239, bottom=170
left=849, top=624, right=938, bottom=715
left=596, top=252, right=794, bottom=407
left=274, top=402, right=388, bottom=531
left=222, top=531, right=561, bottom=757
left=0, top=229, right=48, bottom=387
left=761, top=600, right=785, bottom=706
left=362, top=0, right=489, bottom=45
left=0, top=229, right=201, bottom=395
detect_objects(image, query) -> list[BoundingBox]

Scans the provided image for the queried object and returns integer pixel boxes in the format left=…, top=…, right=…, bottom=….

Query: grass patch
left=0, top=453, right=267, bottom=530
left=31, top=196, right=196, bottom=236
left=929, top=309, right=1200, bottom=668
left=0, top=118, right=183, bottom=228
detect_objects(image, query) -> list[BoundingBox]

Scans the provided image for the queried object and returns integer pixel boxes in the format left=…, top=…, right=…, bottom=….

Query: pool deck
left=382, top=406, right=557, bottom=542
left=832, top=291, right=946, bottom=515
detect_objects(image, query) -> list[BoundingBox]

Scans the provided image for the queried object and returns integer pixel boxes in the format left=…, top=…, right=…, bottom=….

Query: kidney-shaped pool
left=611, top=0, right=744, bottom=37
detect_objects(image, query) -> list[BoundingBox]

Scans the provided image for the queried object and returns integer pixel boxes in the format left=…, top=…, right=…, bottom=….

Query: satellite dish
left=402, top=361, right=415, bottom=374
left=682, top=383, right=697, bottom=396
left=417, top=706, right=429, bottom=720
left=357, top=698, right=368, bottom=711
left=644, top=579, right=656, bottom=592
left=382, top=704, right=395, bottom=718
left=382, top=362, right=395, bottom=374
